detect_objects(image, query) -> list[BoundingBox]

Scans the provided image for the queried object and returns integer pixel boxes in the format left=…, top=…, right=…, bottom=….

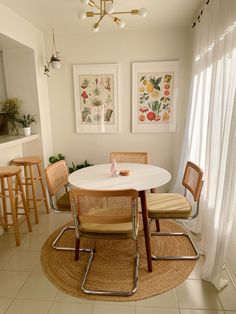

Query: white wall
left=3, top=47, right=41, bottom=135
left=46, top=28, right=192, bottom=184
left=0, top=2, right=53, bottom=164
left=0, top=51, right=7, bottom=101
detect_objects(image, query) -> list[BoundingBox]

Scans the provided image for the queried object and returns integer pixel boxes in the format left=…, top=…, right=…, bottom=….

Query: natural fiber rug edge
left=41, top=220, right=196, bottom=302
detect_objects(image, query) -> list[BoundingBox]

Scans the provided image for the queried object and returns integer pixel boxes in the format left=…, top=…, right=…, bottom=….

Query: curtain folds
left=174, top=0, right=236, bottom=289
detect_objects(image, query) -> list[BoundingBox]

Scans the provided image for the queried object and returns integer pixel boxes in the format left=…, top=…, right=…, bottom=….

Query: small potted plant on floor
left=15, top=114, right=36, bottom=136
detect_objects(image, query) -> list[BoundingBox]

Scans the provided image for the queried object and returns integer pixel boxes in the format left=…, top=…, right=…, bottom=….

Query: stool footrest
left=21, top=177, right=42, bottom=184
left=1, top=217, right=29, bottom=228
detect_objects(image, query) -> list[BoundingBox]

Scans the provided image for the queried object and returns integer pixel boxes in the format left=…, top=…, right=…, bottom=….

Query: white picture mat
left=73, top=63, right=119, bottom=133
left=132, top=61, right=179, bottom=133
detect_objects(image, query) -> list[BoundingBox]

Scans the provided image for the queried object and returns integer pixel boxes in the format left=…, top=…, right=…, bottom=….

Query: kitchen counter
left=0, top=134, right=40, bottom=150
left=0, top=133, right=41, bottom=235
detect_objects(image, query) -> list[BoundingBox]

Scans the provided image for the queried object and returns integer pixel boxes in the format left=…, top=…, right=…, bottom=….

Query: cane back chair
left=146, top=161, right=203, bottom=260
left=70, top=188, right=139, bottom=296
left=45, top=160, right=75, bottom=250
left=110, top=152, right=149, bottom=164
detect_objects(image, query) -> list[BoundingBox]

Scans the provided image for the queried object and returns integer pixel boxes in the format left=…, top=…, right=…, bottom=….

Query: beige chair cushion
left=80, top=222, right=132, bottom=233
left=56, top=192, right=71, bottom=211
left=79, top=221, right=139, bottom=240
left=146, top=193, right=192, bottom=218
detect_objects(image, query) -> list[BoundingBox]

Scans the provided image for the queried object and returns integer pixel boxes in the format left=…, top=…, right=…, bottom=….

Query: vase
left=8, top=121, right=18, bottom=136
left=23, top=127, right=31, bottom=137
left=111, top=157, right=118, bottom=177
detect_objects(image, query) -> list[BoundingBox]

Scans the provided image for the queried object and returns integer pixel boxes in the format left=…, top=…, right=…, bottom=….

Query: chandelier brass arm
left=85, top=10, right=140, bottom=17
left=79, top=0, right=147, bottom=32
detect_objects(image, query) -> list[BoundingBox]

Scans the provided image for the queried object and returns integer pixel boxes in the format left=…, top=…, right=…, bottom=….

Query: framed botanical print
left=73, top=63, right=119, bottom=133
left=132, top=61, right=179, bottom=133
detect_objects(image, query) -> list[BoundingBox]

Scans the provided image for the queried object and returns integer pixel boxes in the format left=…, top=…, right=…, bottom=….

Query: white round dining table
left=68, top=163, right=171, bottom=191
left=68, top=163, right=171, bottom=272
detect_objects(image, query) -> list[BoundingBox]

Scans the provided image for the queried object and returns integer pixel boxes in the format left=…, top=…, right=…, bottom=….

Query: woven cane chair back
left=110, top=152, right=149, bottom=164
left=182, top=161, right=203, bottom=202
left=70, top=189, right=139, bottom=237
left=45, top=160, right=69, bottom=196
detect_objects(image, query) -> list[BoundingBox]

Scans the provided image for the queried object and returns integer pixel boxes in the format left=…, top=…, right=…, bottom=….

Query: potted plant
left=0, top=98, right=21, bottom=135
left=15, top=114, right=36, bottom=136
left=50, top=54, right=61, bottom=69
left=69, top=160, right=94, bottom=173
left=48, top=153, right=65, bottom=165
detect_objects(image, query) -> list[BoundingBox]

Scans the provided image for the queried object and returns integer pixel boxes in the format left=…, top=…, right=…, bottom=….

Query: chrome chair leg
left=151, top=231, right=200, bottom=260
left=81, top=247, right=139, bottom=296
left=52, top=225, right=90, bottom=253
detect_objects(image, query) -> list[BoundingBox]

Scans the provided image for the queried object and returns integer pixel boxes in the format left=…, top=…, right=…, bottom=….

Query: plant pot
left=8, top=121, right=18, bottom=135
left=23, top=127, right=31, bottom=137
left=51, top=60, right=61, bottom=69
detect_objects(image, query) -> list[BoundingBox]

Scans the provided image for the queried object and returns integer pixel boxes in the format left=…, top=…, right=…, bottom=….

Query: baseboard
left=224, top=262, right=236, bottom=289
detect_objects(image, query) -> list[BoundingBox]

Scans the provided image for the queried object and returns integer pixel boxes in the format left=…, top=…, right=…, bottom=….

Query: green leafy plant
left=149, top=100, right=162, bottom=115
left=15, top=114, right=36, bottom=127
left=81, top=79, right=89, bottom=89
left=1, top=98, right=21, bottom=121
left=149, top=77, right=162, bottom=91
left=69, top=160, right=93, bottom=174
left=48, top=153, right=65, bottom=165
left=139, top=92, right=149, bottom=104
left=92, top=98, right=102, bottom=107
left=93, top=88, right=101, bottom=96
left=82, top=107, right=91, bottom=122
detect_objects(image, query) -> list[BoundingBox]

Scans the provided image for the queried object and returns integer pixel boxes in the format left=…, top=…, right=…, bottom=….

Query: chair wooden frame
left=0, top=166, right=32, bottom=246
left=45, top=160, right=90, bottom=254
left=148, top=161, right=203, bottom=260
left=12, top=157, right=50, bottom=224
left=70, top=188, right=139, bottom=296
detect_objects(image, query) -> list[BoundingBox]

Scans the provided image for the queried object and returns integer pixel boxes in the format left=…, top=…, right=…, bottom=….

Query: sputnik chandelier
left=79, top=0, right=148, bottom=32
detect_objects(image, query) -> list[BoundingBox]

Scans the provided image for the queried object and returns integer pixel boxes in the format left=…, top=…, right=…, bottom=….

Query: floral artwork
left=137, top=73, right=173, bottom=124
left=79, top=75, right=114, bottom=125
left=132, top=61, right=178, bottom=133
left=73, top=64, right=119, bottom=133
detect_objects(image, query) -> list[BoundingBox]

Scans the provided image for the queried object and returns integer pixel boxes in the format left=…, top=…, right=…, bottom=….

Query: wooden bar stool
left=0, top=166, right=32, bottom=246
left=12, top=157, right=50, bottom=224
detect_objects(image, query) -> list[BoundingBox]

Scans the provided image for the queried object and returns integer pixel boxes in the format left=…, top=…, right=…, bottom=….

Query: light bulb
left=105, top=3, right=114, bottom=14
left=78, top=10, right=87, bottom=20
left=80, top=0, right=89, bottom=5
left=113, top=17, right=125, bottom=29
left=92, top=23, right=99, bottom=32
left=139, top=7, right=148, bottom=18
left=118, top=19, right=126, bottom=29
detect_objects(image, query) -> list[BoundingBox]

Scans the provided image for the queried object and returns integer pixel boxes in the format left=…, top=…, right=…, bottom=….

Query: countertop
left=0, top=134, right=40, bottom=150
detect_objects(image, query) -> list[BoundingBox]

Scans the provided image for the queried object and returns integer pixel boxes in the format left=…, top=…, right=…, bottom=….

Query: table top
left=68, top=163, right=171, bottom=192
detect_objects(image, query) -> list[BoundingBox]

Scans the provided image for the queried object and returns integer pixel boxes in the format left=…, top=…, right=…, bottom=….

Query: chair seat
left=79, top=221, right=139, bottom=239
left=56, top=192, right=71, bottom=211
left=12, top=157, right=41, bottom=165
left=0, top=166, right=21, bottom=178
left=146, top=193, right=192, bottom=218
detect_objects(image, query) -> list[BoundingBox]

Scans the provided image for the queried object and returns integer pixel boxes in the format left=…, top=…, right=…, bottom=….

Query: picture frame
left=132, top=61, right=179, bottom=133
left=73, top=63, right=119, bottom=133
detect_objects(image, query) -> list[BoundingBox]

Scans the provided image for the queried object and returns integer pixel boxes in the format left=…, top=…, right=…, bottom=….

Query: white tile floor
left=0, top=211, right=236, bottom=314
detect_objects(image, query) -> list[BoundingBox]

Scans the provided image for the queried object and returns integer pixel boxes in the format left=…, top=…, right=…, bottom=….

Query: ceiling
left=0, top=0, right=202, bottom=34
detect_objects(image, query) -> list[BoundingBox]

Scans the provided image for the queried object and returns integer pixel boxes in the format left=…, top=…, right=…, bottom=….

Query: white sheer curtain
left=174, top=0, right=236, bottom=289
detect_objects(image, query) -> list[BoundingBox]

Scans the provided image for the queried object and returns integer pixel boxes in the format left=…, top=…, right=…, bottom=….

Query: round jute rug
left=41, top=220, right=196, bottom=301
